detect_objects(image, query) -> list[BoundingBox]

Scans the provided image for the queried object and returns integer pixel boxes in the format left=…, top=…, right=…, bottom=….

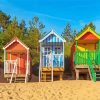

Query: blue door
left=53, top=47, right=63, bottom=67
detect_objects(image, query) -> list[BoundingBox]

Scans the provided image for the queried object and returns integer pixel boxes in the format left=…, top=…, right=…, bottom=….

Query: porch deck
left=4, top=73, right=25, bottom=78
left=41, top=67, right=64, bottom=72
left=40, top=67, right=64, bottom=81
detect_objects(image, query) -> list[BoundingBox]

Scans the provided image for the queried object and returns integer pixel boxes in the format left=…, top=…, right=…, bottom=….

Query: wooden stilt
left=76, top=70, right=79, bottom=80
left=59, top=73, right=63, bottom=81
left=86, top=72, right=90, bottom=80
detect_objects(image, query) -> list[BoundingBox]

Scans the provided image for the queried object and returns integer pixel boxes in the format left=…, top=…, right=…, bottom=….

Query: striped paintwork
left=43, top=34, right=63, bottom=43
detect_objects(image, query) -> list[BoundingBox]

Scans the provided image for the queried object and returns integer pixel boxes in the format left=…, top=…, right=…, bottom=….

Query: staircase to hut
left=7, top=74, right=26, bottom=83
left=41, top=72, right=52, bottom=82
left=40, top=67, right=53, bottom=82
left=94, top=65, right=100, bottom=81
left=14, top=75, right=26, bottom=83
left=96, top=71, right=100, bottom=81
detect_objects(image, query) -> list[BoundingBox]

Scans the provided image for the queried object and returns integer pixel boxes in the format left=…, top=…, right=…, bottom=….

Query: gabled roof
left=39, top=30, right=66, bottom=42
left=3, top=37, right=29, bottom=50
left=75, top=26, right=100, bottom=40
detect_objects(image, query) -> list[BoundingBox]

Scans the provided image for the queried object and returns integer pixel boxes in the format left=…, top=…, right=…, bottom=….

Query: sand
left=0, top=80, right=100, bottom=100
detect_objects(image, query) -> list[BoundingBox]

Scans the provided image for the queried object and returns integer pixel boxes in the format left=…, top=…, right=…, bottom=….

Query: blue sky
left=0, top=0, right=100, bottom=34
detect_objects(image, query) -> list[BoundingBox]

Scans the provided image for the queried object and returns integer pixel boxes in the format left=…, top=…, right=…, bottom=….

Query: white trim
left=3, top=40, right=16, bottom=49
left=4, top=50, right=6, bottom=74
left=63, top=42, right=64, bottom=68
left=3, top=39, right=29, bottom=50
left=25, top=49, right=29, bottom=83
left=39, top=43, right=41, bottom=82
left=39, top=30, right=66, bottom=43
left=17, top=40, right=29, bottom=50
left=51, top=51, right=53, bottom=82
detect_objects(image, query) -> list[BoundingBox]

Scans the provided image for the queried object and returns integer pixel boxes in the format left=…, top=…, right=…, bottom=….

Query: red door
left=8, top=53, right=18, bottom=73
left=19, top=53, right=26, bottom=74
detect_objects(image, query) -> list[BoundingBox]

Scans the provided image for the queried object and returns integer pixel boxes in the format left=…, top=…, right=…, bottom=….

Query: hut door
left=19, top=53, right=26, bottom=74
left=44, top=47, right=52, bottom=67
left=53, top=46, right=62, bottom=67
left=10, top=53, right=18, bottom=73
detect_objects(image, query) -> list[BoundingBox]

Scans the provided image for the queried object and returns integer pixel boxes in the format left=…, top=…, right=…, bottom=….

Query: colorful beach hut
left=39, top=30, right=66, bottom=82
left=3, top=37, right=31, bottom=83
left=71, top=26, right=100, bottom=81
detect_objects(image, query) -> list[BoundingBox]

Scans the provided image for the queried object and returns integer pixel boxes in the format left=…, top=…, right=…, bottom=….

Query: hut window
left=45, top=47, right=51, bottom=54
left=55, top=47, right=61, bottom=54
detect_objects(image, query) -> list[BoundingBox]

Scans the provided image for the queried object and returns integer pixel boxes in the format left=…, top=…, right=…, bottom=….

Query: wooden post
left=63, top=42, right=64, bottom=68
left=51, top=50, right=53, bottom=82
left=59, top=73, right=63, bottom=81
left=25, top=49, right=29, bottom=83
left=4, top=49, right=6, bottom=74
left=39, top=43, right=41, bottom=82
left=76, top=41, right=78, bottom=52
left=75, top=69, right=79, bottom=80
left=75, top=41, right=78, bottom=64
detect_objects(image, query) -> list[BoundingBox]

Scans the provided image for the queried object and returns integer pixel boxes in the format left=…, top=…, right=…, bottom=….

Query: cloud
left=31, top=12, right=72, bottom=22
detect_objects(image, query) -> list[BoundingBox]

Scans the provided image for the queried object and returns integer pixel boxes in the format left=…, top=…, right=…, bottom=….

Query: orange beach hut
left=3, top=37, right=31, bottom=83
left=71, top=26, right=100, bottom=81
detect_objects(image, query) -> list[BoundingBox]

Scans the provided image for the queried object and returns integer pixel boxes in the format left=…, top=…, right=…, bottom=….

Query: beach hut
left=39, top=30, right=66, bottom=82
left=71, top=26, right=100, bottom=81
left=3, top=37, right=31, bottom=83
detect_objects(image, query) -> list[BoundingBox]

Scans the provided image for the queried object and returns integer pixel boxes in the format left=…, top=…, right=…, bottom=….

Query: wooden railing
left=74, top=51, right=99, bottom=82
left=42, top=53, right=63, bottom=67
left=10, top=60, right=17, bottom=83
left=4, top=60, right=17, bottom=74
left=74, top=51, right=99, bottom=65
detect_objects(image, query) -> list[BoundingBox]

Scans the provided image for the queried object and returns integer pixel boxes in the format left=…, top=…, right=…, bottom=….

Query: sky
left=0, top=0, right=100, bottom=34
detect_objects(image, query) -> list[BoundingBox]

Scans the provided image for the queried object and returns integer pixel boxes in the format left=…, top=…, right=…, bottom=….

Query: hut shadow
left=63, top=56, right=72, bottom=80
left=0, top=62, right=7, bottom=83
left=31, top=63, right=39, bottom=82
left=64, top=56, right=71, bottom=73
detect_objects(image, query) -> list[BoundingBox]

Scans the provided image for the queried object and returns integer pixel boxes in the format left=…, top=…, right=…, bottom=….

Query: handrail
left=25, top=62, right=29, bottom=83
left=5, top=60, right=17, bottom=74
left=10, top=59, right=17, bottom=83
left=88, top=52, right=96, bottom=82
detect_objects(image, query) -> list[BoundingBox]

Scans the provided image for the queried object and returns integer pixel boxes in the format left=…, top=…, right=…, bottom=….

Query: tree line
left=0, top=10, right=96, bottom=66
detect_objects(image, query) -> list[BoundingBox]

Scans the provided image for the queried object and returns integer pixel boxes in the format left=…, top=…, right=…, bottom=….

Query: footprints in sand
left=0, top=81, right=100, bottom=100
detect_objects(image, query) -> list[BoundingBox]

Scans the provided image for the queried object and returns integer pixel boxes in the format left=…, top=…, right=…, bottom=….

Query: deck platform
left=74, top=65, right=100, bottom=80
left=41, top=67, right=64, bottom=81
left=4, top=73, right=25, bottom=78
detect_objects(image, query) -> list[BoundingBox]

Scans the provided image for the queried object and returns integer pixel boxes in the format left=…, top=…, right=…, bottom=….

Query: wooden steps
left=42, top=67, right=64, bottom=72
left=40, top=67, right=64, bottom=82
left=96, top=71, right=100, bottom=81
left=15, top=76, right=25, bottom=83
left=41, top=73, right=52, bottom=82
left=6, top=74, right=26, bottom=83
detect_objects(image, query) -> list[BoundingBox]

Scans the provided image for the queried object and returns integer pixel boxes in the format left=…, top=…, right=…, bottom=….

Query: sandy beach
left=0, top=80, right=100, bottom=100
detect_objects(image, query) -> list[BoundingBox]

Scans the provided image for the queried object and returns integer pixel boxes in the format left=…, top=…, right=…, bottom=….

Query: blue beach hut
left=39, top=30, right=66, bottom=82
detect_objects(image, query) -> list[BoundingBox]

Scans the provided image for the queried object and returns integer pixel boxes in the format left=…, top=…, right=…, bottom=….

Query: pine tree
left=62, top=23, right=73, bottom=43
left=0, top=10, right=10, bottom=29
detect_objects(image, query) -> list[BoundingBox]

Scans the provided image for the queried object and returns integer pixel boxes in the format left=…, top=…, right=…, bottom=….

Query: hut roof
left=39, top=30, right=66, bottom=43
left=3, top=37, right=29, bottom=50
left=75, top=26, right=100, bottom=40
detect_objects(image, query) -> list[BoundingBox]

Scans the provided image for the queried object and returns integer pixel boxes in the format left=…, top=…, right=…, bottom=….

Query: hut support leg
left=76, top=70, right=79, bottom=80
left=59, top=73, right=63, bottom=81
left=86, top=73, right=89, bottom=80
